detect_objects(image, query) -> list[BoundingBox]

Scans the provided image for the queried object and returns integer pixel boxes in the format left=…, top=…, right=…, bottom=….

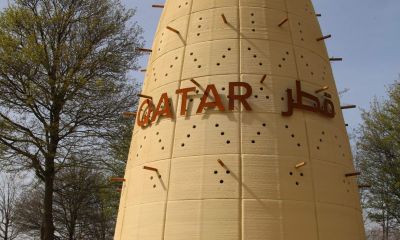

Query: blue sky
left=1, top=0, right=399, bottom=131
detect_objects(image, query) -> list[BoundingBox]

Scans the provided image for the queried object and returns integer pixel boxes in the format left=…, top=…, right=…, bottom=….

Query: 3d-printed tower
left=114, top=0, right=366, bottom=239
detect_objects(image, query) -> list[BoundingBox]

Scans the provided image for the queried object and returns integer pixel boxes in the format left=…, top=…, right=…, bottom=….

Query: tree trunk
left=41, top=170, right=55, bottom=240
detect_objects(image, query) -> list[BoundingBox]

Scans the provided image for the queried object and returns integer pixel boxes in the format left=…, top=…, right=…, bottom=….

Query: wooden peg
left=117, top=188, right=123, bottom=193
left=110, top=177, right=126, bottom=182
left=217, top=159, right=226, bottom=167
left=138, top=94, right=153, bottom=100
left=143, top=166, right=158, bottom=172
left=329, top=57, right=343, bottom=61
left=190, top=78, right=202, bottom=89
left=260, top=74, right=267, bottom=83
left=324, top=92, right=332, bottom=99
left=152, top=4, right=164, bottom=8
left=295, top=162, right=306, bottom=169
left=122, top=112, right=137, bottom=118
left=221, top=14, right=228, bottom=24
left=341, top=105, right=356, bottom=110
left=315, top=86, right=329, bottom=94
left=140, top=69, right=147, bottom=72
left=166, top=26, right=180, bottom=34
left=358, top=184, right=371, bottom=189
left=316, top=34, right=332, bottom=41
left=316, top=14, right=322, bottom=17
left=137, top=48, right=153, bottom=53
left=278, top=17, right=289, bottom=27
left=345, top=172, right=361, bottom=177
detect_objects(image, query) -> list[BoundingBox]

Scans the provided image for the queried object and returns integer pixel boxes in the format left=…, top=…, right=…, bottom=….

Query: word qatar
left=137, top=82, right=253, bottom=127
left=282, top=80, right=336, bottom=118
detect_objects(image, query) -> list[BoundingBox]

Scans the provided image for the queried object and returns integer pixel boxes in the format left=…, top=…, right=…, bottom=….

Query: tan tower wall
left=114, top=0, right=366, bottom=239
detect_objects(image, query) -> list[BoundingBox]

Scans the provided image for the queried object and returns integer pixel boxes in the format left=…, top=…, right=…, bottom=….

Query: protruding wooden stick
left=190, top=78, right=202, bottom=88
left=315, top=86, right=329, bottom=94
left=217, top=159, right=225, bottom=167
left=138, top=94, right=153, bottom=100
left=330, top=57, right=343, bottom=61
left=345, top=172, right=361, bottom=177
left=358, top=184, right=371, bottom=189
left=278, top=17, right=289, bottom=27
left=221, top=14, right=228, bottom=24
left=341, top=105, right=357, bottom=110
left=122, top=112, right=137, bottom=118
left=152, top=4, right=164, bottom=8
left=316, top=14, right=322, bottom=17
left=166, top=26, right=180, bottom=34
left=324, top=92, right=332, bottom=99
left=260, top=74, right=267, bottom=83
left=140, top=69, right=147, bottom=72
left=110, top=177, right=126, bottom=182
left=316, top=34, right=332, bottom=41
left=117, top=188, right=123, bottom=193
left=143, top=166, right=158, bottom=172
left=137, top=48, right=153, bottom=53
left=295, top=162, right=306, bottom=169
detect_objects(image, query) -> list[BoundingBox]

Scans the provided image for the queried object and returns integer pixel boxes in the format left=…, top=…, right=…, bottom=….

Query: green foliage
left=356, top=81, right=400, bottom=236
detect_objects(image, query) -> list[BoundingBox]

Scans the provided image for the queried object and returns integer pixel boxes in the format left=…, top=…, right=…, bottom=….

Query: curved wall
left=114, top=0, right=366, bottom=239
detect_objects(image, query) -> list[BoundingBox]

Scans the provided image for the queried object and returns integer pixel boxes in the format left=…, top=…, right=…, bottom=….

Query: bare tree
left=0, top=174, right=22, bottom=240
left=14, top=163, right=120, bottom=240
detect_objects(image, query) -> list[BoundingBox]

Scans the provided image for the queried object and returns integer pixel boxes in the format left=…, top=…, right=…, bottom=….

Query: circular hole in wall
left=220, top=180, right=224, bottom=184
left=214, top=170, right=218, bottom=174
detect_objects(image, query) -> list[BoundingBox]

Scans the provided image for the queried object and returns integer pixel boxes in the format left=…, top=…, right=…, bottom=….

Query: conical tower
left=114, top=0, right=366, bottom=239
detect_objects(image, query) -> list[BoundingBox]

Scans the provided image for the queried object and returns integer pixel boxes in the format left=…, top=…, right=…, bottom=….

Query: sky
left=1, top=0, right=399, bottom=132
